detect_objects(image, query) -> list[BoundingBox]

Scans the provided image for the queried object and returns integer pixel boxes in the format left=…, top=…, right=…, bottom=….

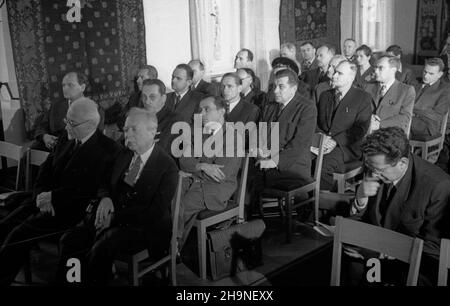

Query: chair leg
left=171, top=254, right=177, bottom=286
left=285, top=196, right=293, bottom=244
left=336, top=177, right=346, bottom=194
left=197, top=224, right=207, bottom=280
left=130, top=257, right=139, bottom=286
left=24, top=256, right=32, bottom=285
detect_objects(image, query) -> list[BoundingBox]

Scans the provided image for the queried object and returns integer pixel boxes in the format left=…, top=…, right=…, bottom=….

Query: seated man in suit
left=165, top=64, right=204, bottom=125
left=349, top=127, right=450, bottom=285
left=301, top=44, right=336, bottom=89
left=57, top=108, right=178, bottom=285
left=343, top=38, right=357, bottom=62
left=117, top=65, right=158, bottom=130
left=411, top=58, right=450, bottom=139
left=252, top=69, right=317, bottom=198
left=280, top=42, right=302, bottom=75
left=140, top=79, right=182, bottom=154
left=236, top=68, right=264, bottom=107
left=386, top=45, right=416, bottom=86
left=0, top=98, right=121, bottom=285
left=234, top=48, right=261, bottom=92
left=317, top=61, right=372, bottom=191
left=221, top=72, right=260, bottom=125
left=188, top=59, right=217, bottom=96
left=33, top=71, right=86, bottom=151
left=365, top=55, right=415, bottom=135
left=314, top=54, right=347, bottom=104
left=299, top=41, right=318, bottom=72
left=177, top=96, right=242, bottom=249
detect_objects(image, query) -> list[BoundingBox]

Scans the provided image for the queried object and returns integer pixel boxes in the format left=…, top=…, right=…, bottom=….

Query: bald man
left=0, top=98, right=121, bottom=285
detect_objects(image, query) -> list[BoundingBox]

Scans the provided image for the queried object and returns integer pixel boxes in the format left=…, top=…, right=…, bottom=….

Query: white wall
left=143, top=0, right=192, bottom=90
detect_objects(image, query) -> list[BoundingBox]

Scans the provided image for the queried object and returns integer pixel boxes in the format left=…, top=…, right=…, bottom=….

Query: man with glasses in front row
left=0, top=98, right=121, bottom=285
left=346, top=127, right=450, bottom=286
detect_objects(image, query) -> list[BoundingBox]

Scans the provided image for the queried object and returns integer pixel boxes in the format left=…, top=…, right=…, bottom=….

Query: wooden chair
left=25, top=149, right=49, bottom=190
left=330, top=216, right=424, bottom=286
left=118, top=171, right=184, bottom=286
left=193, top=154, right=250, bottom=280
left=259, top=133, right=326, bottom=243
left=332, top=161, right=363, bottom=194
left=410, top=111, right=449, bottom=164
left=438, top=238, right=450, bottom=286
left=0, top=141, right=26, bottom=193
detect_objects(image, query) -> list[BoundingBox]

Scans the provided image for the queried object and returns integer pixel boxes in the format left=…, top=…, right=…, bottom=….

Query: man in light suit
left=365, top=55, right=415, bottom=136
left=0, top=98, right=121, bottom=285
left=56, top=107, right=178, bottom=285
left=165, top=64, right=204, bottom=125
left=317, top=61, right=372, bottom=190
left=349, top=127, right=450, bottom=285
left=177, top=96, right=242, bottom=248
left=411, top=58, right=450, bottom=138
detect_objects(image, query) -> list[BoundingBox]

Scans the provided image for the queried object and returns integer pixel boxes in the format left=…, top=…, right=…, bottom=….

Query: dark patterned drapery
left=7, top=0, right=146, bottom=138
left=279, top=0, right=341, bottom=54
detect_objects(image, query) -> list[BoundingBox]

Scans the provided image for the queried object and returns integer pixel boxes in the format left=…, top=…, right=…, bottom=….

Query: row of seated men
left=1, top=43, right=449, bottom=285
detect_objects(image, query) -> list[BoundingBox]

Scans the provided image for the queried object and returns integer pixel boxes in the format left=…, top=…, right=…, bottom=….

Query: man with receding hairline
left=0, top=98, right=121, bottom=285
left=188, top=59, right=217, bottom=96
left=316, top=61, right=372, bottom=190
left=301, top=44, right=336, bottom=89
left=56, top=107, right=178, bottom=285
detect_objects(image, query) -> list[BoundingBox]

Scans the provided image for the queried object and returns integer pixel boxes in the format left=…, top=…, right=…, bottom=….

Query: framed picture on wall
left=414, top=0, right=445, bottom=64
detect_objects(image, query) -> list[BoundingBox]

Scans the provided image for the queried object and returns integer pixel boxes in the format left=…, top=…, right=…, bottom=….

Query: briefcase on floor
left=207, top=219, right=266, bottom=280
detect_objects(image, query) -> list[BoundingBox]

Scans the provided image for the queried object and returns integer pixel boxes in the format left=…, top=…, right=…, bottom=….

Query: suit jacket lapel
left=63, top=131, right=99, bottom=171
left=112, top=150, right=134, bottom=187
left=134, top=146, right=160, bottom=192
left=378, top=81, right=398, bottom=113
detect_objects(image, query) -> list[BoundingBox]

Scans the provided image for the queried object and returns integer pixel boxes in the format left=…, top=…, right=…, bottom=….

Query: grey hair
left=69, top=97, right=100, bottom=128
left=127, top=107, right=158, bottom=132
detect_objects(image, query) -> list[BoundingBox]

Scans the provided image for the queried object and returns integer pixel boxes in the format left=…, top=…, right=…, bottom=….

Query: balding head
left=65, top=97, right=100, bottom=140
left=327, top=54, right=347, bottom=79
left=124, top=107, right=158, bottom=154
left=332, top=60, right=357, bottom=90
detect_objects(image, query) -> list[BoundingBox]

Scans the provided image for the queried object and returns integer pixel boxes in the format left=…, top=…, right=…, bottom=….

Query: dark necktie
left=174, top=94, right=181, bottom=110
left=379, top=183, right=396, bottom=225
left=333, top=91, right=342, bottom=112
left=71, top=139, right=81, bottom=155
left=416, top=84, right=430, bottom=100
left=123, top=156, right=142, bottom=186
left=276, top=103, right=285, bottom=120
left=225, top=102, right=230, bottom=115
left=377, top=85, right=387, bottom=105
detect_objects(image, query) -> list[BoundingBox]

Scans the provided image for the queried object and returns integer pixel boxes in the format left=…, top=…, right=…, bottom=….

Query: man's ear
left=399, top=157, right=409, bottom=169
left=80, top=84, right=86, bottom=93
left=161, top=94, right=167, bottom=105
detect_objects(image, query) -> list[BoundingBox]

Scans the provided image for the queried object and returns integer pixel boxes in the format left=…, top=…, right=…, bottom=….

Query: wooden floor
left=12, top=218, right=333, bottom=286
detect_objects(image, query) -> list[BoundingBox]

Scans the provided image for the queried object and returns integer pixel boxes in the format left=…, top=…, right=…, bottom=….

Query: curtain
left=189, top=0, right=280, bottom=90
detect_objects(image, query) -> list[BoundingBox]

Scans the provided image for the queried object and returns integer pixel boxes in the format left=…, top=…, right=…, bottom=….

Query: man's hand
left=95, top=197, right=115, bottom=230
left=323, top=137, right=337, bottom=153
left=356, top=175, right=381, bottom=199
left=370, top=115, right=380, bottom=133
left=36, top=191, right=55, bottom=216
left=199, top=163, right=225, bottom=183
left=43, top=134, right=58, bottom=149
left=256, top=159, right=277, bottom=169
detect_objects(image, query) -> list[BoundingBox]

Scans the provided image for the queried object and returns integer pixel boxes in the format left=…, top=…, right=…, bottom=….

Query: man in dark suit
left=350, top=127, right=450, bottom=285
left=221, top=72, right=260, bottom=124
left=0, top=98, right=121, bottom=285
left=188, top=59, right=217, bottom=96
left=313, top=54, right=347, bottom=104
left=236, top=68, right=265, bottom=107
left=140, top=79, right=182, bottom=155
left=300, top=41, right=318, bottom=72
left=386, top=45, right=416, bottom=86
left=301, top=44, right=336, bottom=89
left=343, top=38, right=357, bottom=62
left=56, top=107, right=178, bottom=285
left=253, top=69, right=317, bottom=194
left=33, top=72, right=87, bottom=151
left=317, top=61, right=372, bottom=191
left=411, top=58, right=450, bottom=138
left=117, top=65, right=158, bottom=130
left=165, top=64, right=204, bottom=125
left=177, top=96, right=242, bottom=248
left=234, top=48, right=261, bottom=92
left=365, top=56, right=415, bottom=136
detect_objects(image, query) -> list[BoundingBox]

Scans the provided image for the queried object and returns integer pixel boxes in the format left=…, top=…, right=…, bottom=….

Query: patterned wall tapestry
left=7, top=0, right=146, bottom=138
left=279, top=0, right=341, bottom=54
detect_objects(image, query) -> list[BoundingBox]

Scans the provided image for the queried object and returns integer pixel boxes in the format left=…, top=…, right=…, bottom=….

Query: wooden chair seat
left=197, top=201, right=239, bottom=220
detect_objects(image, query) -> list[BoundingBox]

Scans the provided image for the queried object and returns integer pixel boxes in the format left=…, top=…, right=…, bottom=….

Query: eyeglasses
left=364, top=161, right=397, bottom=175
left=64, top=117, right=90, bottom=128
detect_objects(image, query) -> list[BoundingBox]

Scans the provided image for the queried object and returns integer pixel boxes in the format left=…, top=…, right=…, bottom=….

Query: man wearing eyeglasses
left=348, top=127, right=450, bottom=286
left=0, top=98, right=121, bottom=285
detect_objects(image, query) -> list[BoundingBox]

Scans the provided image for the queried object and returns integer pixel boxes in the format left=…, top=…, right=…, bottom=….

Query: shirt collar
left=381, top=78, right=396, bottom=92
left=177, top=88, right=189, bottom=100
left=133, top=143, right=155, bottom=168
left=80, top=129, right=96, bottom=145
left=228, top=98, right=241, bottom=113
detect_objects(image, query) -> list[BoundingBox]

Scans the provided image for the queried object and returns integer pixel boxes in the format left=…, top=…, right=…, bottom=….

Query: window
left=354, top=0, right=393, bottom=51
